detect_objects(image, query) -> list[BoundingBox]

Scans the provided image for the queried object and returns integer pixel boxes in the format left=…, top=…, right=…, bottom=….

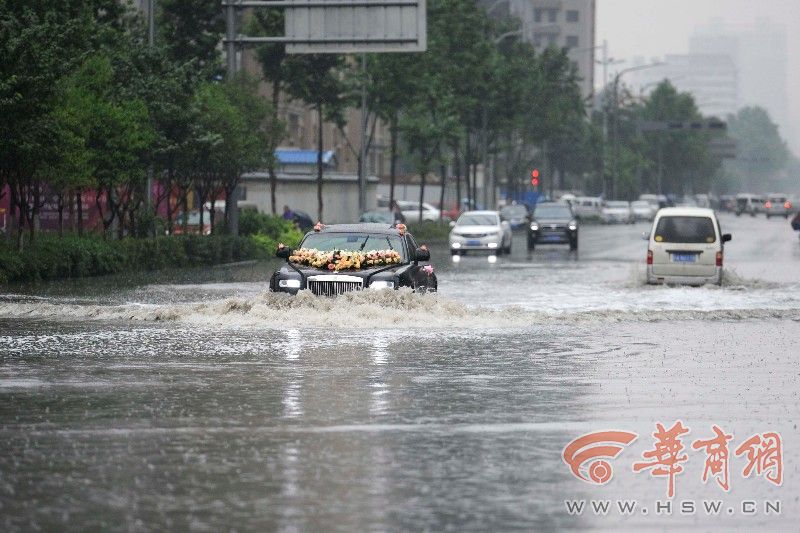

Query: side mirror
left=449, top=220, right=456, bottom=228
left=276, top=246, right=292, bottom=259
left=641, top=231, right=650, bottom=241
left=415, top=246, right=431, bottom=261
left=722, top=233, right=732, bottom=243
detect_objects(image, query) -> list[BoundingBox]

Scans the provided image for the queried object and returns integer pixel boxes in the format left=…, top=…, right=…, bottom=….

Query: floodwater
left=1, top=214, right=799, bottom=530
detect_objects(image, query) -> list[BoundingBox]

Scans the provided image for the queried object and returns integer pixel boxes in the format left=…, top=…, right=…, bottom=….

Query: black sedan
left=527, top=202, right=579, bottom=251
left=270, top=223, right=437, bottom=296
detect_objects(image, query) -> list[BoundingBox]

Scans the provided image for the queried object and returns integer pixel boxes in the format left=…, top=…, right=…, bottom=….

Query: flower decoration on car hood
left=288, top=248, right=401, bottom=271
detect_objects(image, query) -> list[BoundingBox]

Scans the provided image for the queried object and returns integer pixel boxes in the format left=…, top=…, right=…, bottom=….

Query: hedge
left=0, top=217, right=304, bottom=284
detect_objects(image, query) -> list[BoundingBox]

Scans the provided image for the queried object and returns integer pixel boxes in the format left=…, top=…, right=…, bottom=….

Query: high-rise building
left=482, top=0, right=596, bottom=99
left=690, top=18, right=789, bottom=140
left=627, top=54, right=739, bottom=120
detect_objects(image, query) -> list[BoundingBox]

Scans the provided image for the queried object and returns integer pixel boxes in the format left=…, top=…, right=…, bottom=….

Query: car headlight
left=568, top=220, right=578, bottom=230
left=369, top=280, right=395, bottom=290
left=530, top=223, right=539, bottom=231
left=278, top=279, right=301, bottom=289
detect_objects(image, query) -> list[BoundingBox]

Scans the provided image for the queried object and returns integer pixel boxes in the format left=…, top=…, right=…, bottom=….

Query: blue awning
left=275, top=149, right=336, bottom=166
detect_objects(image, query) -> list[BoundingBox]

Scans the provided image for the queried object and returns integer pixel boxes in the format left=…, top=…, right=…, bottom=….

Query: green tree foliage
left=725, top=106, right=790, bottom=192
left=283, top=55, right=350, bottom=221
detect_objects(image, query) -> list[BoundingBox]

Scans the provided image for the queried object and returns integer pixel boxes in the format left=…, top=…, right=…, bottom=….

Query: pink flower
left=423, top=265, right=434, bottom=275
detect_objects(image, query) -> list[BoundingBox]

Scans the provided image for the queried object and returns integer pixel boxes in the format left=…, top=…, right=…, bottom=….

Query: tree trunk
left=438, top=162, right=447, bottom=220
left=464, top=136, right=472, bottom=209
left=453, top=141, right=462, bottom=216
left=316, top=103, right=324, bottom=222
left=57, top=191, right=64, bottom=237
left=76, top=189, right=84, bottom=236
left=389, top=114, right=398, bottom=209
left=269, top=77, right=281, bottom=215
left=418, top=165, right=427, bottom=222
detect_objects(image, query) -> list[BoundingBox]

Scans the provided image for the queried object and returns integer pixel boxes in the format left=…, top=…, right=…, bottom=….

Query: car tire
left=527, top=238, right=535, bottom=251
left=569, top=237, right=578, bottom=251
left=504, top=239, right=512, bottom=255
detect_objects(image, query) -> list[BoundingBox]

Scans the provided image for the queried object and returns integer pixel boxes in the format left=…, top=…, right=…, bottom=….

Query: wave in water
left=0, top=289, right=798, bottom=329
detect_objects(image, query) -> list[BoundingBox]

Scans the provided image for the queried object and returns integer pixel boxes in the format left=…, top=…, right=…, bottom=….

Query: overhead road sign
left=222, top=0, right=427, bottom=54
left=638, top=120, right=727, bottom=133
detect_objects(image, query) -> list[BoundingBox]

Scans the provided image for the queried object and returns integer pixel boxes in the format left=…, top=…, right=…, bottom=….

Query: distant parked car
left=172, top=211, right=211, bottom=235
left=398, top=200, right=441, bottom=222
left=360, top=209, right=396, bottom=224
left=291, top=209, right=315, bottom=232
left=631, top=200, right=657, bottom=221
left=573, top=196, right=603, bottom=221
left=735, top=193, right=759, bottom=217
left=600, top=201, right=634, bottom=224
left=765, top=194, right=792, bottom=218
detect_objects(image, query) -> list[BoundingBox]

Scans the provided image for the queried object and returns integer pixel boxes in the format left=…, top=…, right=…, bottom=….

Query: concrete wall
left=241, top=173, right=377, bottom=224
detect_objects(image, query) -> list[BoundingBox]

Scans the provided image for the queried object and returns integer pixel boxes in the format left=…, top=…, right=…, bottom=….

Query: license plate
left=467, top=240, right=480, bottom=246
left=545, top=235, right=561, bottom=241
left=671, top=253, right=696, bottom=263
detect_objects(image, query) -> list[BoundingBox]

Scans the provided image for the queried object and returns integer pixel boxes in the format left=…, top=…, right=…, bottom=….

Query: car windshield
left=500, top=205, right=527, bottom=218
left=654, top=216, right=716, bottom=243
left=606, top=201, right=629, bottom=208
left=300, top=233, right=406, bottom=260
left=457, top=213, right=498, bottom=226
left=632, top=201, right=650, bottom=207
left=534, top=205, right=572, bottom=218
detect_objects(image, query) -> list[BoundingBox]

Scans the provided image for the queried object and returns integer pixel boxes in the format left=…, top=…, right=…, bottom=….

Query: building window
left=566, top=35, right=579, bottom=48
left=534, top=8, right=543, bottom=23
left=547, top=9, right=557, bottom=23
left=567, top=10, right=579, bottom=23
left=533, top=33, right=544, bottom=47
left=239, top=186, right=247, bottom=201
left=547, top=34, right=557, bottom=46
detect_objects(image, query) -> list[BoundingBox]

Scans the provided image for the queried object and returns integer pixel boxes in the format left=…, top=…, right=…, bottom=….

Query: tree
left=158, top=0, right=225, bottom=77
left=283, top=55, right=350, bottom=222
left=252, top=8, right=288, bottom=215
left=726, top=106, right=790, bottom=192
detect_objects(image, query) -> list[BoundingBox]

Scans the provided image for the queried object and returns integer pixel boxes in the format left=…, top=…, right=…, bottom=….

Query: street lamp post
left=609, top=62, right=664, bottom=199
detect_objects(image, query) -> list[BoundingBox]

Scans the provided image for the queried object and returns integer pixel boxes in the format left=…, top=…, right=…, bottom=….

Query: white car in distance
left=398, top=200, right=441, bottom=222
left=600, top=201, right=634, bottom=224
left=631, top=200, right=657, bottom=221
left=449, top=211, right=512, bottom=255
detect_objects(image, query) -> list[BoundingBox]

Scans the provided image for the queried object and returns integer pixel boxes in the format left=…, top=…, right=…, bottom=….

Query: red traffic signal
left=530, top=168, right=540, bottom=187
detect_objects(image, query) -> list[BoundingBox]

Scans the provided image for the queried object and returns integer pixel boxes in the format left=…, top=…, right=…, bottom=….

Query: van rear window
left=654, top=216, right=716, bottom=243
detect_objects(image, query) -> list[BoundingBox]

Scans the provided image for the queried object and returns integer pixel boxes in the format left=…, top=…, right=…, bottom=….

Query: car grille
left=460, top=232, right=492, bottom=238
left=307, top=275, right=364, bottom=296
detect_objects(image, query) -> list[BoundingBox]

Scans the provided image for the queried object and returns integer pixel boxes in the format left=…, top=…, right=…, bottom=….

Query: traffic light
left=530, top=168, right=540, bottom=188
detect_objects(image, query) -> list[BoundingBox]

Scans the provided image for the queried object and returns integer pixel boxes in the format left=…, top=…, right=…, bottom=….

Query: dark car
left=291, top=209, right=315, bottom=232
left=527, top=202, right=579, bottom=251
left=499, top=203, right=531, bottom=230
left=270, top=223, right=437, bottom=296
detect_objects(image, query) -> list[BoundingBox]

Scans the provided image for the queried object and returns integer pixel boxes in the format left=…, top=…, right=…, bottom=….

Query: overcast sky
left=596, top=0, right=800, bottom=153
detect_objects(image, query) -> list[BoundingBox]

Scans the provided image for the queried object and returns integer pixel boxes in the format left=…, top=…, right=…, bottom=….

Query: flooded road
left=1, top=214, right=799, bottom=530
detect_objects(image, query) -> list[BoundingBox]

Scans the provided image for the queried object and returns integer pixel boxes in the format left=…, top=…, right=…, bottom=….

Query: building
left=483, top=0, right=596, bottom=100
left=690, top=18, right=790, bottom=143
left=627, top=54, right=739, bottom=119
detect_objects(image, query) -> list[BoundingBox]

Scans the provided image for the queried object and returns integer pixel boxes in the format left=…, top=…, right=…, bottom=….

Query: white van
left=645, top=207, right=732, bottom=286
left=573, top=196, right=603, bottom=220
